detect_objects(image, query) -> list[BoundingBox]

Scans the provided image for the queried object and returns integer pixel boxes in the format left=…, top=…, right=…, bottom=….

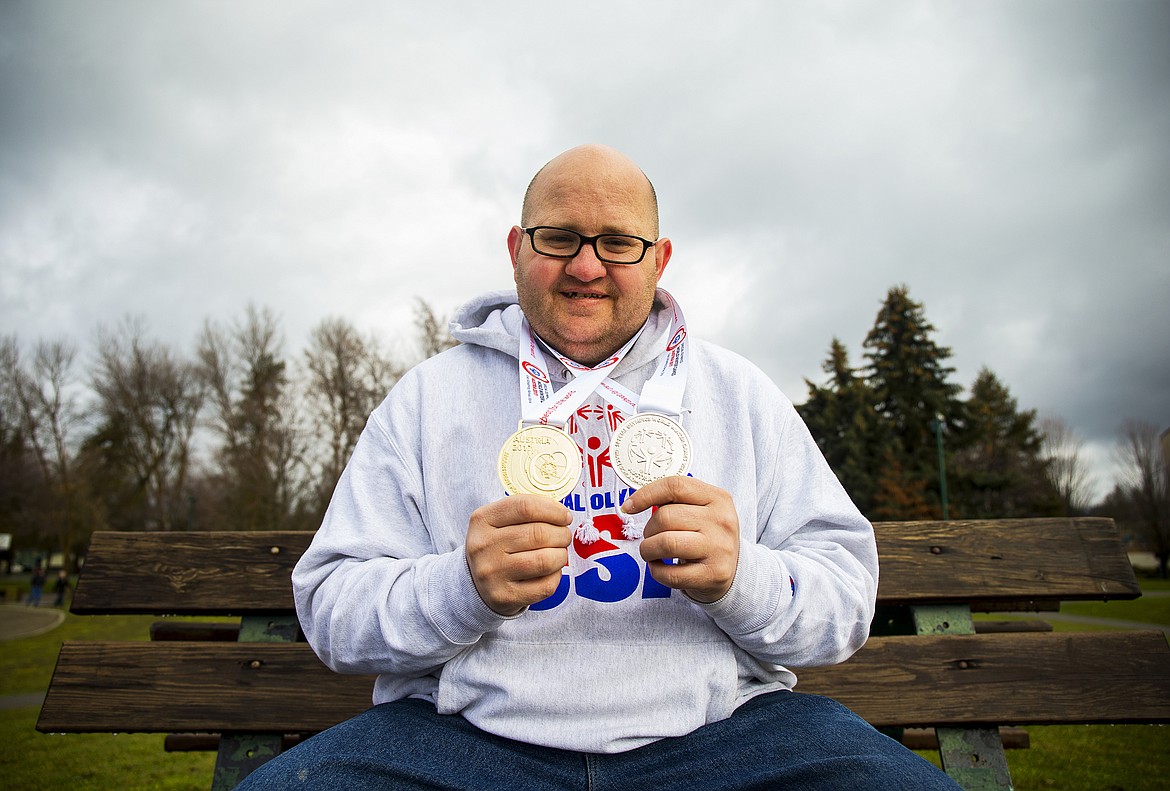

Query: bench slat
left=873, top=518, right=1140, bottom=605
left=70, top=518, right=1139, bottom=615
left=798, top=630, right=1170, bottom=727
left=37, top=630, right=1170, bottom=735
left=38, top=641, right=374, bottom=734
left=71, top=532, right=311, bottom=615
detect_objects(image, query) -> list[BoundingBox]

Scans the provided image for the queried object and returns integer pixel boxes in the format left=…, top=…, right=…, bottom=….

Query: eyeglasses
left=523, top=226, right=657, bottom=265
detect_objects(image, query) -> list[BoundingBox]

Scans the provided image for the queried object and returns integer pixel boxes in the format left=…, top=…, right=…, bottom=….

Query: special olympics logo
left=666, top=326, right=687, bottom=351
left=530, top=451, right=569, bottom=485
left=522, top=361, right=549, bottom=383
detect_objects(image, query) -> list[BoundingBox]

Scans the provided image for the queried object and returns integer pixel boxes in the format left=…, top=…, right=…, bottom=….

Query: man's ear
left=507, top=226, right=524, bottom=274
left=653, top=237, right=673, bottom=281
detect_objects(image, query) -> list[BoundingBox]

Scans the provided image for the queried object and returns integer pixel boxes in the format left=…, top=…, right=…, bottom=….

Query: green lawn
left=1, top=607, right=220, bottom=790
left=3, top=581, right=1168, bottom=790
left=959, top=577, right=1170, bottom=789
left=3, top=706, right=215, bottom=791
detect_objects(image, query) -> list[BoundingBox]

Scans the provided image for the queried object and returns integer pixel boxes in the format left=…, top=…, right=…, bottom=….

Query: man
left=240, top=145, right=960, bottom=789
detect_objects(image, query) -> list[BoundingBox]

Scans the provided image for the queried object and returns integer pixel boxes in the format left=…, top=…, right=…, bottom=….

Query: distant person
left=239, top=144, right=961, bottom=789
left=53, top=569, right=71, bottom=607
left=28, top=565, right=45, bottom=607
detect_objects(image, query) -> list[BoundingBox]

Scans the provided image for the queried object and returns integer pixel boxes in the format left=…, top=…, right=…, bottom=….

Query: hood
left=449, top=288, right=676, bottom=377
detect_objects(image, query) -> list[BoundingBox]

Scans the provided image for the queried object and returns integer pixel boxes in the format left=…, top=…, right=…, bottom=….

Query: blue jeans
left=236, top=691, right=961, bottom=790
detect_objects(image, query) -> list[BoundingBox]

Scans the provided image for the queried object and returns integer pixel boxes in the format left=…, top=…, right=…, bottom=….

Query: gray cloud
left=1, top=0, right=1166, bottom=500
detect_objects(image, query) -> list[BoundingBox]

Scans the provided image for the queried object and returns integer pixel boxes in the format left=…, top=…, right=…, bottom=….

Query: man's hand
left=622, top=476, right=740, bottom=603
left=466, top=495, right=573, bottom=616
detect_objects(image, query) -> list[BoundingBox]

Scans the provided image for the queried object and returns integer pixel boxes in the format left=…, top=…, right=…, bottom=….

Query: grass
left=999, top=725, right=1170, bottom=791
left=3, top=707, right=215, bottom=791
left=2, top=610, right=156, bottom=696
left=2, top=601, right=223, bottom=791
left=1060, top=575, right=1170, bottom=623
left=3, top=581, right=1168, bottom=790
left=971, top=575, right=1170, bottom=634
left=960, top=577, right=1170, bottom=789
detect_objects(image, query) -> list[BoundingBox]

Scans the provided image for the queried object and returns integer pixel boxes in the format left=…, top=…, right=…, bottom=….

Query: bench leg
left=935, top=726, right=1014, bottom=790
left=211, top=615, right=303, bottom=788
left=212, top=733, right=283, bottom=791
left=910, top=605, right=1015, bottom=791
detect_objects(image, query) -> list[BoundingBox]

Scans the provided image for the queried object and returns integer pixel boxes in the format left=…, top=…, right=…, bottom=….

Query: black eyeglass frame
left=523, top=226, right=658, bottom=265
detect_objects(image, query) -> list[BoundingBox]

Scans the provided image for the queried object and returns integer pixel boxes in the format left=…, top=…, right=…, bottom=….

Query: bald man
left=239, top=145, right=961, bottom=790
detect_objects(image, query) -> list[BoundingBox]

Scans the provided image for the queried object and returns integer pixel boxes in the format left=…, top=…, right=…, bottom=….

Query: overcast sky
left=2, top=1, right=1167, bottom=502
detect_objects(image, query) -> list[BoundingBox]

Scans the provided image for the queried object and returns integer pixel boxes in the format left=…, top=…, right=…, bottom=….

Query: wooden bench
left=38, top=517, right=1170, bottom=790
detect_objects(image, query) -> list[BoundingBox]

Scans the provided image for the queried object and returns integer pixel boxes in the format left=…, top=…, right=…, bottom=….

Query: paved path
left=0, top=604, right=65, bottom=640
left=1, top=605, right=63, bottom=712
left=1, top=692, right=46, bottom=710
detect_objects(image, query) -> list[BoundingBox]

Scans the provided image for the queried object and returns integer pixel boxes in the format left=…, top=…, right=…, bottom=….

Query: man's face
left=509, top=154, right=671, bottom=367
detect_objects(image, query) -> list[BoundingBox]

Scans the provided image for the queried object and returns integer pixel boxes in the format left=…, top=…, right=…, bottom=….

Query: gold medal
left=498, top=423, right=582, bottom=499
left=610, top=412, right=693, bottom=489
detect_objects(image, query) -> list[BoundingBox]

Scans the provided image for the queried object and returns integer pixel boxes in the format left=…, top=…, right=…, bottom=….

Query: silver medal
left=610, top=412, right=692, bottom=489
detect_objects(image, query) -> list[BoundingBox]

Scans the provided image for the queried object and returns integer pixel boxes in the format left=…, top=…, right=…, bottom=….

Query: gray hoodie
left=292, top=289, right=878, bottom=753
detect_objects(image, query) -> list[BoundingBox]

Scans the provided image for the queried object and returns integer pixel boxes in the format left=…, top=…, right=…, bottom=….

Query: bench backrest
left=69, top=517, right=1140, bottom=615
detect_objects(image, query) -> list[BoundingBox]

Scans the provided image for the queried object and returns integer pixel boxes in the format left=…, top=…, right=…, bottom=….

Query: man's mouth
left=562, top=291, right=607, bottom=299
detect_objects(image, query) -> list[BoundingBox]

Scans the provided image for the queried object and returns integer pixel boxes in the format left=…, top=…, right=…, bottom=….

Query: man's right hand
left=466, top=495, right=573, bottom=616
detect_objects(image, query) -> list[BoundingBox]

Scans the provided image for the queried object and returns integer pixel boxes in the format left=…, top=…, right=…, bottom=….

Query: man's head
left=508, top=144, right=672, bottom=367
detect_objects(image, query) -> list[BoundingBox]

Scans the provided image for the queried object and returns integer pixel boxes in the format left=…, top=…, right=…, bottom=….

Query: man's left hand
left=621, top=476, right=740, bottom=603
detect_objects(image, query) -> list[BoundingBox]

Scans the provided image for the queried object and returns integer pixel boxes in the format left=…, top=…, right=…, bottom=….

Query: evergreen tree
left=862, top=285, right=963, bottom=516
left=799, top=338, right=886, bottom=514
left=950, top=368, right=1061, bottom=518
left=870, top=445, right=937, bottom=521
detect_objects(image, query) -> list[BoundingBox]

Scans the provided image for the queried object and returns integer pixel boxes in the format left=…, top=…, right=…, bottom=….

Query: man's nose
left=563, top=241, right=607, bottom=281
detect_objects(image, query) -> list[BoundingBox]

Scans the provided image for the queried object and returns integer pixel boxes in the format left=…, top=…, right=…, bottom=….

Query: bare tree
left=89, top=318, right=204, bottom=531
left=0, top=337, right=38, bottom=559
left=1038, top=415, right=1095, bottom=515
left=303, top=317, right=401, bottom=508
left=0, top=337, right=26, bottom=460
left=1115, top=419, right=1170, bottom=577
left=196, top=306, right=308, bottom=531
left=0, top=336, right=95, bottom=564
left=413, top=298, right=458, bottom=360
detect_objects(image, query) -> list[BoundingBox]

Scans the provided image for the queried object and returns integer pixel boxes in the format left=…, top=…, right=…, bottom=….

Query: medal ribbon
left=540, top=288, right=689, bottom=420
left=517, top=319, right=642, bottom=428
left=633, top=289, right=689, bottom=418
left=534, top=289, right=690, bottom=545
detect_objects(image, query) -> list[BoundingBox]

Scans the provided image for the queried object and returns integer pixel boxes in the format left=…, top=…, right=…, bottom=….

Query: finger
left=495, top=521, right=573, bottom=554
left=478, top=495, right=573, bottom=529
left=639, top=502, right=707, bottom=539
left=501, top=546, right=571, bottom=582
left=473, top=559, right=568, bottom=616
left=506, top=569, right=569, bottom=607
left=639, top=528, right=708, bottom=563
left=620, top=476, right=711, bottom=515
left=645, top=559, right=727, bottom=601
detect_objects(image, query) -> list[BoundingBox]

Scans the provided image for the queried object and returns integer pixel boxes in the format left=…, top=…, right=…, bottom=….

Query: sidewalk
left=0, top=604, right=65, bottom=641
left=1, top=605, right=64, bottom=712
